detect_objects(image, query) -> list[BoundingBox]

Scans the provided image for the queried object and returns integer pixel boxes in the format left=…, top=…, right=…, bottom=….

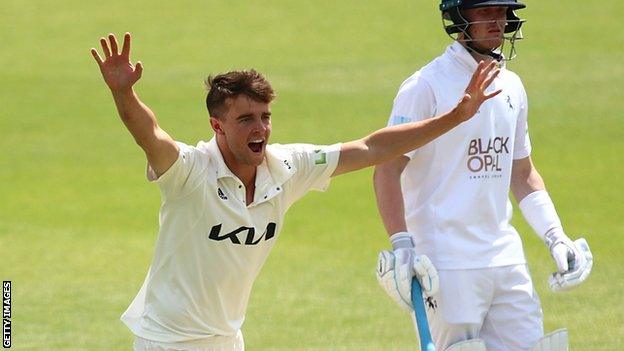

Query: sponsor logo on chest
left=466, top=137, right=510, bottom=177
left=208, top=223, right=277, bottom=245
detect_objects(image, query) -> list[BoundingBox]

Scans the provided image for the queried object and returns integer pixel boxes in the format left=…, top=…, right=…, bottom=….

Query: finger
left=414, top=265, right=431, bottom=292
left=108, top=33, right=119, bottom=56
left=121, top=32, right=131, bottom=57
left=428, top=271, right=439, bottom=295
left=475, top=60, right=488, bottom=86
left=481, top=69, right=500, bottom=90
left=414, top=256, right=436, bottom=293
left=467, top=60, right=485, bottom=90
left=484, top=89, right=502, bottom=100
left=100, top=38, right=111, bottom=58
left=90, top=48, right=103, bottom=66
left=567, top=248, right=580, bottom=270
left=552, top=244, right=570, bottom=272
left=135, top=61, right=143, bottom=79
left=421, top=267, right=439, bottom=296
left=483, top=60, right=498, bottom=76
left=476, top=61, right=496, bottom=87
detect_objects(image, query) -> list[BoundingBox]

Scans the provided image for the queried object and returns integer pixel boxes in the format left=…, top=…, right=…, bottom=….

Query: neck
left=216, top=136, right=257, bottom=187
left=468, top=49, right=496, bottom=64
left=458, top=40, right=499, bottom=64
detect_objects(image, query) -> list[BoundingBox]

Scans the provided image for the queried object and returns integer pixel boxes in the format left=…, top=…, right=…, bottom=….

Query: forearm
left=511, top=158, right=546, bottom=202
left=364, top=109, right=463, bottom=166
left=373, top=160, right=409, bottom=237
left=111, top=88, right=159, bottom=149
left=93, top=33, right=179, bottom=176
left=333, top=62, right=500, bottom=176
left=334, top=108, right=463, bottom=176
left=511, top=160, right=592, bottom=290
left=374, top=179, right=408, bottom=236
left=512, top=157, right=563, bottom=242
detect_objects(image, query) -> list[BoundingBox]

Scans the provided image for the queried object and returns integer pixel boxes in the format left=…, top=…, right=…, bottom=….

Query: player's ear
left=210, top=116, right=225, bottom=135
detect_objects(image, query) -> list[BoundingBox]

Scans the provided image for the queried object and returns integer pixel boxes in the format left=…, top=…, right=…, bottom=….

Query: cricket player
left=90, top=32, right=500, bottom=350
left=374, top=1, right=593, bottom=350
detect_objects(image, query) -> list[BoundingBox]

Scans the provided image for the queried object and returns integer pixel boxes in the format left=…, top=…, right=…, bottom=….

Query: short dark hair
left=205, top=69, right=276, bottom=118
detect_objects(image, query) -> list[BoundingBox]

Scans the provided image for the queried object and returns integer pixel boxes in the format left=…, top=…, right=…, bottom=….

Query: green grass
left=1, top=0, right=623, bottom=349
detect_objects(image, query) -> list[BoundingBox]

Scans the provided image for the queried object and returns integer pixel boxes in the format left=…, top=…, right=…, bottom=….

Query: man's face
left=462, top=6, right=508, bottom=50
left=212, top=95, right=272, bottom=168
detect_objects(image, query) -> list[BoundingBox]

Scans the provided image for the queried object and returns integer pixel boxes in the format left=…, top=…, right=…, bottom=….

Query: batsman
left=374, top=1, right=593, bottom=350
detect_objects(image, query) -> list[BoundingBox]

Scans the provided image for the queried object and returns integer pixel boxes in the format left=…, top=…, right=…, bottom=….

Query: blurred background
left=1, top=0, right=622, bottom=349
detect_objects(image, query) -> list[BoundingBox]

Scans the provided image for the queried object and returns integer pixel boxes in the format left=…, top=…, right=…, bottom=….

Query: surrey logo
left=208, top=223, right=277, bottom=245
left=217, top=188, right=228, bottom=200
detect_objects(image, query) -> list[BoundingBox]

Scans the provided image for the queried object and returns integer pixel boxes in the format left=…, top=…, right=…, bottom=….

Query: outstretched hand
left=455, top=60, right=502, bottom=121
left=91, top=33, right=143, bottom=93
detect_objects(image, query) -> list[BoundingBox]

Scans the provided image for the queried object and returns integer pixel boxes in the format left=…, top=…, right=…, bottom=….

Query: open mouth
left=248, top=139, right=265, bottom=153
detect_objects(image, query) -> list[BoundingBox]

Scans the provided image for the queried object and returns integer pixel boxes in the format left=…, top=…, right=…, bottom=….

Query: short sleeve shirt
left=121, top=138, right=341, bottom=342
left=387, top=42, right=531, bottom=269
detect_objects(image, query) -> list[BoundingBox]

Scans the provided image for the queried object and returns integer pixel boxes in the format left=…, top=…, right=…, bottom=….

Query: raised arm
left=332, top=61, right=501, bottom=177
left=91, top=33, right=178, bottom=177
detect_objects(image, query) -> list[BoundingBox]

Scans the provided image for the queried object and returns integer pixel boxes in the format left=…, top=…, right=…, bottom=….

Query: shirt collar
left=200, top=137, right=297, bottom=203
left=446, top=41, right=506, bottom=73
left=253, top=145, right=297, bottom=204
left=200, top=137, right=237, bottom=180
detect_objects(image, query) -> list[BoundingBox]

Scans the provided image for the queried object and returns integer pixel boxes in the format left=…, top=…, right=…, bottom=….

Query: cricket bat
left=412, top=278, right=436, bottom=351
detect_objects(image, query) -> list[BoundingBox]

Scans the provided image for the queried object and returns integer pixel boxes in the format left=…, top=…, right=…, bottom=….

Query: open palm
left=456, top=60, right=502, bottom=121
left=91, top=33, right=143, bottom=92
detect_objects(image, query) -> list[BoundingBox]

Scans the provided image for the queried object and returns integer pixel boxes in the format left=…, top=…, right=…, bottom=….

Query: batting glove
left=544, top=229, right=593, bottom=292
left=376, top=232, right=439, bottom=312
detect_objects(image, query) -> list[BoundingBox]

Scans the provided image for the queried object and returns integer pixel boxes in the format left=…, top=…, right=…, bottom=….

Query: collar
left=200, top=137, right=237, bottom=180
left=200, top=138, right=297, bottom=204
left=446, top=41, right=506, bottom=73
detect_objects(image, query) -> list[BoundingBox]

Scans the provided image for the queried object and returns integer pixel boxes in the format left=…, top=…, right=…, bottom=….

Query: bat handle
left=412, top=278, right=436, bottom=351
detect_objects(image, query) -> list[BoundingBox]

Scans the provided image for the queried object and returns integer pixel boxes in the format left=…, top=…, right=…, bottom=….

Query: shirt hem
left=121, top=319, right=236, bottom=344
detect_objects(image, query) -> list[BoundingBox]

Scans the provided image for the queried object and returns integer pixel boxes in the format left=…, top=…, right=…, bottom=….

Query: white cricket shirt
left=387, top=41, right=531, bottom=269
left=121, top=138, right=340, bottom=342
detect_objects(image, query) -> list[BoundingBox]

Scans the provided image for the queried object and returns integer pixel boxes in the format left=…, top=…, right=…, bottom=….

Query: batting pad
left=444, top=339, right=486, bottom=351
left=530, top=329, right=568, bottom=351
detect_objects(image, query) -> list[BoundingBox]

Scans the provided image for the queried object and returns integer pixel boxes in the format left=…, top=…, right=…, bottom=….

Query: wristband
left=390, top=232, right=414, bottom=250
left=518, top=190, right=563, bottom=245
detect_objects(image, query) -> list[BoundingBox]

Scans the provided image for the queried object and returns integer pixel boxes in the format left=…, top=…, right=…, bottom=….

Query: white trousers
left=133, top=330, right=244, bottom=351
left=423, top=265, right=543, bottom=351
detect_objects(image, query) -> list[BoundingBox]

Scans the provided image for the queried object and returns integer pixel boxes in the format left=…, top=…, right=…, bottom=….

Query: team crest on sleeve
left=391, top=115, right=411, bottom=125
left=313, top=150, right=327, bottom=165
